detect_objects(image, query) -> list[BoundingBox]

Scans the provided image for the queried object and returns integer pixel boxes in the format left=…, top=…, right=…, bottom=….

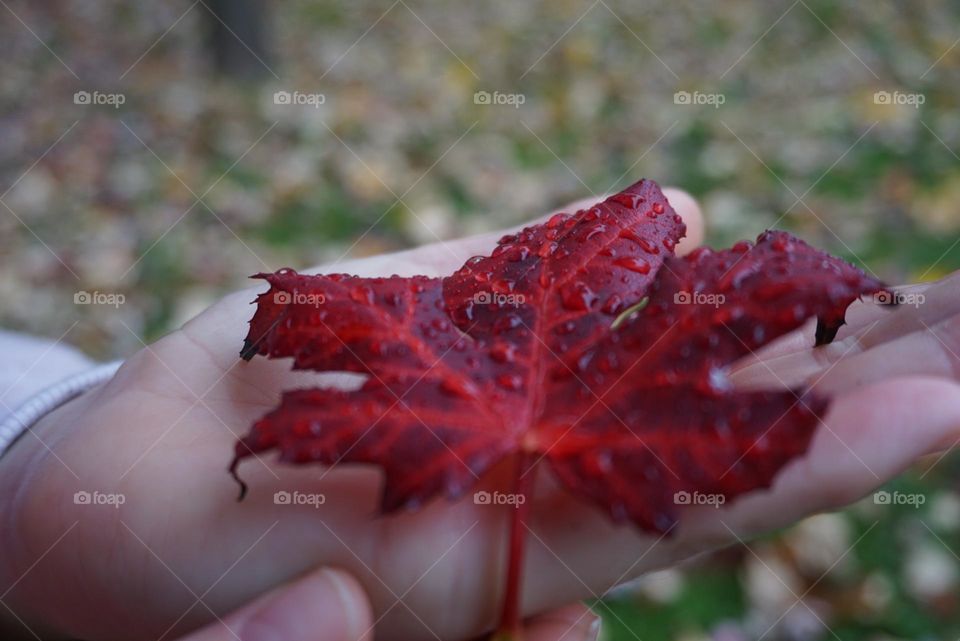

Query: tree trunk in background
left=205, top=0, right=272, bottom=79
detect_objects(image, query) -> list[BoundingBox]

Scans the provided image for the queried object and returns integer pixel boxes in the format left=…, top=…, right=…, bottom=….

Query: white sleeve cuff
left=0, top=329, right=98, bottom=422
left=0, top=361, right=123, bottom=459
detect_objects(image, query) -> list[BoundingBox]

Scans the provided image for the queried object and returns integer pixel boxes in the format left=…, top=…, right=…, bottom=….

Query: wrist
left=0, top=382, right=108, bottom=641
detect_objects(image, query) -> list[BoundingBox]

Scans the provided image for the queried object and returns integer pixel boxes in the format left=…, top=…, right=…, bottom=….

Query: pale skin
left=1, top=188, right=960, bottom=641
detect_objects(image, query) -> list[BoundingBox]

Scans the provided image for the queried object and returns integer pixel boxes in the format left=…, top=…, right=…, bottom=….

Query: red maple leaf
left=232, top=179, right=886, bottom=639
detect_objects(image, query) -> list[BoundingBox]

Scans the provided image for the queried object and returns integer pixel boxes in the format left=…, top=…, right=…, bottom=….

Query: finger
left=834, top=282, right=936, bottom=338
left=177, top=567, right=372, bottom=641
left=732, top=300, right=960, bottom=393
left=833, top=272, right=960, bottom=341
left=809, top=312, right=960, bottom=393
left=314, top=187, right=704, bottom=278
left=663, top=188, right=704, bottom=256
left=448, top=187, right=704, bottom=261
left=690, top=375, right=960, bottom=544
left=518, top=377, right=960, bottom=613
left=727, top=317, right=821, bottom=386
left=733, top=272, right=960, bottom=371
left=522, top=603, right=601, bottom=641
left=729, top=323, right=865, bottom=391
left=844, top=271, right=960, bottom=349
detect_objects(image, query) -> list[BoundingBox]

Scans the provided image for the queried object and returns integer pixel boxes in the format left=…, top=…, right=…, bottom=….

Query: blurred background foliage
left=2, top=1, right=959, bottom=639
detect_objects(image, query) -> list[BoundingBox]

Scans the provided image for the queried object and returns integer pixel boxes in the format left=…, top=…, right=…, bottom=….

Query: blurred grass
left=2, top=1, right=960, bottom=639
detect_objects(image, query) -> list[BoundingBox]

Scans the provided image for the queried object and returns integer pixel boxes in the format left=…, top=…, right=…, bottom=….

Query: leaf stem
left=495, top=451, right=536, bottom=641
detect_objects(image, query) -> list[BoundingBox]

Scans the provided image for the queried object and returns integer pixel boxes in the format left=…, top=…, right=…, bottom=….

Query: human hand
left=3, top=188, right=959, bottom=641
left=172, top=567, right=600, bottom=641
left=0, top=187, right=702, bottom=641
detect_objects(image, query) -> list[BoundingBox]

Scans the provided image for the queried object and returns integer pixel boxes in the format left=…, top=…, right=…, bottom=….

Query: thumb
left=327, top=186, right=704, bottom=278
left=177, top=567, right=373, bottom=641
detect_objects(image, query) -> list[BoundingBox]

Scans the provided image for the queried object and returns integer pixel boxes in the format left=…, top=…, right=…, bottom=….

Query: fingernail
left=239, top=568, right=369, bottom=641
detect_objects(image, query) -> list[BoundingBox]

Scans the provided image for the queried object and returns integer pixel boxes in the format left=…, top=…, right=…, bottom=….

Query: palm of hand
left=3, top=192, right=960, bottom=641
